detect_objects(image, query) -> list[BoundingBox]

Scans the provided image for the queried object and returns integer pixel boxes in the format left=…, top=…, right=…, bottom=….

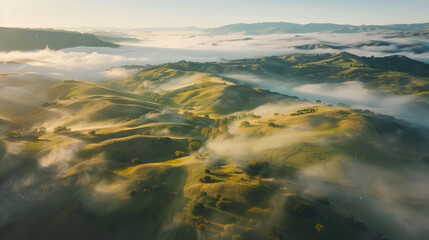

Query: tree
left=315, top=223, right=327, bottom=236
left=200, top=175, right=212, bottom=183
left=175, top=150, right=186, bottom=158
left=191, top=202, right=204, bottom=216
left=245, top=161, right=270, bottom=177
left=204, top=169, right=211, bottom=174
left=131, top=158, right=141, bottom=165
left=129, top=190, right=138, bottom=198
left=314, top=195, right=329, bottom=205
left=188, top=142, right=201, bottom=152
left=88, top=130, right=96, bottom=136
left=53, top=126, right=71, bottom=134
left=201, top=127, right=212, bottom=137
left=199, top=191, right=208, bottom=198
left=267, top=122, right=278, bottom=128
left=232, top=234, right=244, bottom=240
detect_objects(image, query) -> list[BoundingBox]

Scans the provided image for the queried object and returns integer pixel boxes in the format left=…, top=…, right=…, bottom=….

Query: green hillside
left=1, top=54, right=429, bottom=240
left=0, top=27, right=119, bottom=51
left=117, top=52, right=429, bottom=98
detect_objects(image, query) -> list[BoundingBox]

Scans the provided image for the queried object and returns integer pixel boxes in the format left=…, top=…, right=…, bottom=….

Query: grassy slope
left=110, top=66, right=301, bottom=116
left=1, top=63, right=428, bottom=239
left=122, top=52, right=429, bottom=97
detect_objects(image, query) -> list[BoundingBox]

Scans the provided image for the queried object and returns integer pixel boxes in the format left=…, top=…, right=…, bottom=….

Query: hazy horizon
left=1, top=0, right=429, bottom=29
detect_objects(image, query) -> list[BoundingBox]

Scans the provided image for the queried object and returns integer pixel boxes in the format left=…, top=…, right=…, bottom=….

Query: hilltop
left=0, top=27, right=119, bottom=51
left=0, top=54, right=428, bottom=239
left=117, top=52, right=429, bottom=97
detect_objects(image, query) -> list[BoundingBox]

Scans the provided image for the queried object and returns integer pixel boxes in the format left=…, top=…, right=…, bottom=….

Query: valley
left=1, top=54, right=428, bottom=239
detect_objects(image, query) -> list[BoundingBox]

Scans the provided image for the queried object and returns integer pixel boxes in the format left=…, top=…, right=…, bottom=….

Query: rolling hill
left=0, top=54, right=428, bottom=240
left=117, top=52, right=429, bottom=100
left=294, top=41, right=429, bottom=54
left=0, top=27, right=119, bottom=51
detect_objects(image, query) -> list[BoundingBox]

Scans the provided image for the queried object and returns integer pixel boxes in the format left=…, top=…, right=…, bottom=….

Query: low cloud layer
left=2, top=31, right=428, bottom=82
left=222, top=74, right=429, bottom=127
left=202, top=100, right=429, bottom=239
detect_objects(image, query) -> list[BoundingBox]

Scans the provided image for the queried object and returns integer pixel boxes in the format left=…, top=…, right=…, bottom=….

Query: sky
left=1, top=0, right=428, bottom=29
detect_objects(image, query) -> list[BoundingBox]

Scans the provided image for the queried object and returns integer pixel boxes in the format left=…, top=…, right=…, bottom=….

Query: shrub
left=232, top=234, right=244, bottom=240
left=183, top=111, right=196, bottom=121
left=240, top=121, right=250, bottom=127
left=245, top=161, right=271, bottom=177
left=293, top=203, right=316, bottom=217
left=131, top=158, right=141, bottom=165
left=267, top=122, right=278, bottom=128
left=129, top=190, right=138, bottom=198
left=175, top=150, right=186, bottom=158
left=315, top=223, right=327, bottom=235
left=204, top=169, right=211, bottom=174
left=53, top=126, right=71, bottom=134
left=268, top=229, right=283, bottom=240
left=88, top=130, right=96, bottom=136
left=188, top=142, right=201, bottom=152
left=3, top=128, right=44, bottom=140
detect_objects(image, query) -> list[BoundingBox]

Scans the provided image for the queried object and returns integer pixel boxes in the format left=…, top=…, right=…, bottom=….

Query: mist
left=1, top=26, right=429, bottom=240
left=2, top=30, right=429, bottom=84
left=222, top=74, right=429, bottom=127
left=201, top=101, right=429, bottom=240
left=298, top=159, right=429, bottom=240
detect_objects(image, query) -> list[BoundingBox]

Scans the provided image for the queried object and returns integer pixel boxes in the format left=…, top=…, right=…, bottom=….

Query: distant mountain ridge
left=0, top=27, right=119, bottom=51
left=205, top=22, right=429, bottom=35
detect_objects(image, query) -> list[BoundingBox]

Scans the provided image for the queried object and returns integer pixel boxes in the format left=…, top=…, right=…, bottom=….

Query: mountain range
left=205, top=22, right=429, bottom=36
